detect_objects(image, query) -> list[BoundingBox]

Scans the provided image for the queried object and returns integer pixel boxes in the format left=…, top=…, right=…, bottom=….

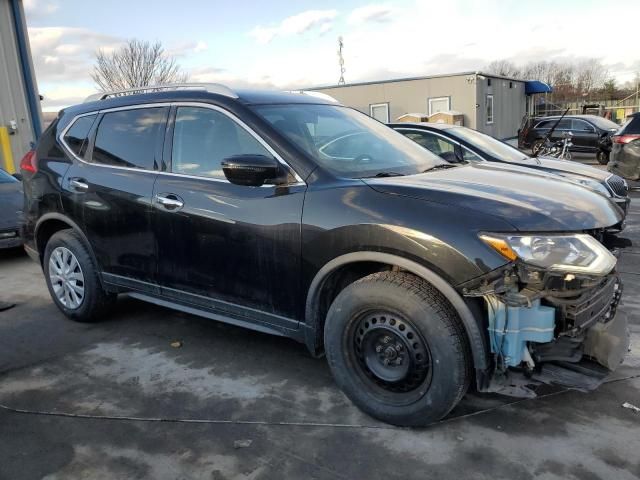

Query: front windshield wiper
left=422, top=164, right=458, bottom=173
left=363, top=171, right=406, bottom=178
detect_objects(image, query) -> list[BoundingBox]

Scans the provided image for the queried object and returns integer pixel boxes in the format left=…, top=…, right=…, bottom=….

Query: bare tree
left=573, top=59, right=608, bottom=96
left=486, top=60, right=521, bottom=78
left=92, top=39, right=188, bottom=91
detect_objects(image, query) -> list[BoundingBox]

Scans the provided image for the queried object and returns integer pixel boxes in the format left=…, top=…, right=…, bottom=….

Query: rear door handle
left=155, top=193, right=184, bottom=210
left=69, top=177, right=89, bottom=191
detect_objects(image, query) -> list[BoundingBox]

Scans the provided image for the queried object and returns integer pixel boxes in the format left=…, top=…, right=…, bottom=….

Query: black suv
left=21, top=85, right=629, bottom=426
left=519, top=114, right=620, bottom=163
left=608, top=113, right=640, bottom=181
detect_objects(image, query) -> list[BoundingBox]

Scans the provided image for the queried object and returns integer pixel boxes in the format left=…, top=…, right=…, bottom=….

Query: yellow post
left=0, top=127, right=15, bottom=174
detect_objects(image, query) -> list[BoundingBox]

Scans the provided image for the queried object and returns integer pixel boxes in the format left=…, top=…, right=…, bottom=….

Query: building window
left=486, top=94, right=494, bottom=124
left=428, top=97, right=450, bottom=116
left=370, top=103, right=389, bottom=123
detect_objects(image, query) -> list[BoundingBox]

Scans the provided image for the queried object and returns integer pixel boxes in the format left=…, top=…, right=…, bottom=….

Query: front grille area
left=546, top=276, right=622, bottom=335
left=607, top=175, right=628, bottom=197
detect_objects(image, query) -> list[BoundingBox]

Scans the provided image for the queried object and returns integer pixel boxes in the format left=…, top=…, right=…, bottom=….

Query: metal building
left=0, top=0, right=42, bottom=174
left=312, top=72, right=551, bottom=140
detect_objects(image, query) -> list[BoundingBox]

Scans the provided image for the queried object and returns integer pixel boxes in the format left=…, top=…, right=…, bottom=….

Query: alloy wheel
left=48, top=246, right=85, bottom=309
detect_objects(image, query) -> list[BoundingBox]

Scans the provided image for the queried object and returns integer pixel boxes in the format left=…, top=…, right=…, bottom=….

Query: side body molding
left=304, top=251, right=489, bottom=370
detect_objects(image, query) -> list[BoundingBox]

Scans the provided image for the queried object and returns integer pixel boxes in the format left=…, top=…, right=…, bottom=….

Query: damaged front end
left=465, top=232, right=630, bottom=397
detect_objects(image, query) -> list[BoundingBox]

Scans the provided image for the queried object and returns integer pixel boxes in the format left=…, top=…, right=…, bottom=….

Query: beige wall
left=314, top=74, right=528, bottom=139
left=476, top=76, right=526, bottom=139
left=316, top=75, right=478, bottom=130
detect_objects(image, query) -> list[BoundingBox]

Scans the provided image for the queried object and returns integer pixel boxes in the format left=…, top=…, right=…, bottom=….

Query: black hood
left=0, top=182, right=23, bottom=230
left=363, top=162, right=622, bottom=231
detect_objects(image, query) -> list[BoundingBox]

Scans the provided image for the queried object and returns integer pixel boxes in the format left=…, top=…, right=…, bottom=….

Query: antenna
left=337, top=36, right=345, bottom=85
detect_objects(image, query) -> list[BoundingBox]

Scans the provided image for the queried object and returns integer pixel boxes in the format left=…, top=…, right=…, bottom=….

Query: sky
left=24, top=0, right=640, bottom=112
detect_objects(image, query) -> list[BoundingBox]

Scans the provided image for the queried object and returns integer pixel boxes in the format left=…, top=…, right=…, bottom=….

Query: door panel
left=153, top=104, right=306, bottom=319
left=570, top=119, right=598, bottom=150
left=62, top=106, right=168, bottom=284
left=153, top=177, right=305, bottom=318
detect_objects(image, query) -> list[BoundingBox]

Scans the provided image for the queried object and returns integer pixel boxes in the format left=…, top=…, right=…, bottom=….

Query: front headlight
left=564, top=176, right=611, bottom=197
left=480, top=233, right=616, bottom=275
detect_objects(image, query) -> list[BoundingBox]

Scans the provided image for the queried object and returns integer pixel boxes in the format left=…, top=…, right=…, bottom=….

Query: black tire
left=43, top=229, right=115, bottom=322
left=596, top=150, right=609, bottom=165
left=531, top=139, right=545, bottom=156
left=324, top=271, right=471, bottom=427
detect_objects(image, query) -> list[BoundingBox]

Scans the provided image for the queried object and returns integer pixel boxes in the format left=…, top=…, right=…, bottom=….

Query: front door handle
left=155, top=193, right=184, bottom=210
left=69, top=177, right=89, bottom=191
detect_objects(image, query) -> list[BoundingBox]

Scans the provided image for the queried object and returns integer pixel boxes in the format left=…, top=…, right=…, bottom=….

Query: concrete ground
left=1, top=171, right=639, bottom=479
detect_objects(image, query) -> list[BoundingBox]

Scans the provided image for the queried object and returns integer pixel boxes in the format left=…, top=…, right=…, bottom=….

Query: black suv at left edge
left=21, top=85, right=629, bottom=426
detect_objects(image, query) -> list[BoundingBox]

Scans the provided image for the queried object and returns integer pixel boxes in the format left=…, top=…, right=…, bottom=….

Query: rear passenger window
left=171, top=106, right=273, bottom=179
left=63, top=114, right=97, bottom=157
left=92, top=108, right=167, bottom=170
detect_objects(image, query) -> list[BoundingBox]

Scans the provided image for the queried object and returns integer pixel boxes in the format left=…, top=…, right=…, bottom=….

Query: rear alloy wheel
left=531, top=139, right=545, bottom=156
left=44, top=229, right=115, bottom=322
left=324, top=271, right=471, bottom=426
left=48, top=246, right=85, bottom=309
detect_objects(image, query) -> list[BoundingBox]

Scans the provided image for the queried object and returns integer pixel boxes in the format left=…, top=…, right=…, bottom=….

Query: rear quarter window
left=63, top=114, right=97, bottom=158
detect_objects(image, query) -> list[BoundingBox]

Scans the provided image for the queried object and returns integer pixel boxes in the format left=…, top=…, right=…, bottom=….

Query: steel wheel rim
left=49, top=246, right=85, bottom=309
left=349, top=310, right=432, bottom=403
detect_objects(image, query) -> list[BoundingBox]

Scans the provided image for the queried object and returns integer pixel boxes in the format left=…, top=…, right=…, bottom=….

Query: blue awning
left=525, top=80, right=553, bottom=94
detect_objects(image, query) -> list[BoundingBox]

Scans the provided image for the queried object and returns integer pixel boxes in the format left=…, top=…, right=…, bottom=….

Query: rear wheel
left=596, top=150, right=609, bottom=165
left=324, top=271, right=471, bottom=426
left=44, top=229, right=115, bottom=322
left=531, top=139, right=545, bottom=156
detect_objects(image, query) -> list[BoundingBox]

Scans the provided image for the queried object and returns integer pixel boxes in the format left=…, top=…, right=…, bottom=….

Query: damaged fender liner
left=460, top=262, right=629, bottom=397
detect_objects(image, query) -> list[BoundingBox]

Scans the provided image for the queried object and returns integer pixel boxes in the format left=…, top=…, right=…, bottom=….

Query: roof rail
left=286, top=90, right=340, bottom=104
left=83, top=83, right=238, bottom=103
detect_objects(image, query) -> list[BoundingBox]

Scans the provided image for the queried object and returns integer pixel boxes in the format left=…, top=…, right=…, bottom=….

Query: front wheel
left=531, top=139, right=545, bottom=156
left=324, top=272, right=471, bottom=427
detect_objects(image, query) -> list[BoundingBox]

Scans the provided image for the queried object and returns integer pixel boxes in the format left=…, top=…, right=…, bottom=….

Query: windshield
left=252, top=104, right=445, bottom=177
left=446, top=127, right=530, bottom=162
left=0, top=169, right=18, bottom=184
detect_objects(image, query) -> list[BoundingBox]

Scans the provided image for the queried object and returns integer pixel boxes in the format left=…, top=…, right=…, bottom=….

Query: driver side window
left=171, top=106, right=273, bottom=179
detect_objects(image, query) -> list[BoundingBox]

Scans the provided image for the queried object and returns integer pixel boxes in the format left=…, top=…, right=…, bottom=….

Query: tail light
left=19, top=150, right=37, bottom=173
left=612, top=134, right=640, bottom=144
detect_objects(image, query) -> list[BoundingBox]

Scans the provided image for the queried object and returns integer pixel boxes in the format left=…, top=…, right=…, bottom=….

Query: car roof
left=62, top=88, right=339, bottom=117
left=535, top=114, right=601, bottom=121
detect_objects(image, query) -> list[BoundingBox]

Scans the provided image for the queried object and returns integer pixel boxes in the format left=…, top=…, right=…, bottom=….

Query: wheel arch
left=34, top=214, right=102, bottom=276
left=304, top=251, right=489, bottom=371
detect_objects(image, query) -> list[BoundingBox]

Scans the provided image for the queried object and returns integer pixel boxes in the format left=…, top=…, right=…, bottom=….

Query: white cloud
left=23, top=0, right=59, bottom=17
left=348, top=4, right=394, bottom=24
left=249, top=9, right=338, bottom=44
left=194, top=41, right=208, bottom=53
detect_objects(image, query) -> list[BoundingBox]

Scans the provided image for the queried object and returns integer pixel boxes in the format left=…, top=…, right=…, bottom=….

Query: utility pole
left=338, top=36, right=345, bottom=85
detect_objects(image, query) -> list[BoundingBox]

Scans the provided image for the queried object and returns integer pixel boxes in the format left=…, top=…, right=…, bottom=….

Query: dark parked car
left=0, top=168, right=23, bottom=249
left=608, top=112, right=640, bottom=181
left=21, top=85, right=628, bottom=426
left=519, top=114, right=619, bottom=163
left=391, top=122, right=630, bottom=219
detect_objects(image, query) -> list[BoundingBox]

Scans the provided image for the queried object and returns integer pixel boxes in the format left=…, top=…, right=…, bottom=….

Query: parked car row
left=18, top=84, right=630, bottom=427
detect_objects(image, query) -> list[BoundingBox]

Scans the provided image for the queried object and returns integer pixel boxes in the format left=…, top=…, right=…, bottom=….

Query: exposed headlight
left=479, top=233, right=616, bottom=275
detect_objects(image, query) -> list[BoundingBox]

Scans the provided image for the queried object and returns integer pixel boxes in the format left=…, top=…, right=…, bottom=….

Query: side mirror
left=221, top=154, right=280, bottom=187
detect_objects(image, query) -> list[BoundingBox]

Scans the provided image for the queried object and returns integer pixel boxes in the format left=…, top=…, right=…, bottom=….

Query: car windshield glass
left=252, top=104, right=445, bottom=177
left=0, top=169, right=18, bottom=183
left=446, top=127, right=529, bottom=162
left=588, top=116, right=619, bottom=130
